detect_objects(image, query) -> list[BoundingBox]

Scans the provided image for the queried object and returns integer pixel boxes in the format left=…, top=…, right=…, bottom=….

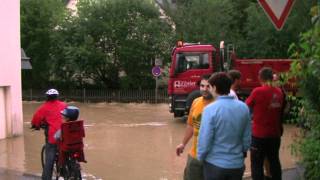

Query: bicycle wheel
left=73, top=162, right=82, bottom=180
left=63, top=159, right=82, bottom=180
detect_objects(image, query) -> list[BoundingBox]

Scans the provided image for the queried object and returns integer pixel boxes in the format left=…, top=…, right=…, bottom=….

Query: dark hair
left=259, top=67, right=273, bottom=82
left=228, top=70, right=241, bottom=83
left=197, top=74, right=211, bottom=86
left=208, top=72, right=232, bottom=95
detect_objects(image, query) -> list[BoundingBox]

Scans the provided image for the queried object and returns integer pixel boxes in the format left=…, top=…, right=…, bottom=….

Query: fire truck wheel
left=174, top=111, right=184, bottom=117
left=185, top=90, right=201, bottom=114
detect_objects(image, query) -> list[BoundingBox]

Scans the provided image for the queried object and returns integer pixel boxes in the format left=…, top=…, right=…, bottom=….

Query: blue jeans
left=203, top=161, right=244, bottom=180
left=42, top=143, right=57, bottom=180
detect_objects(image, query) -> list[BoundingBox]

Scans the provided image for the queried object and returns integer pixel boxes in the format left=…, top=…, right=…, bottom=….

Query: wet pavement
left=0, top=102, right=301, bottom=180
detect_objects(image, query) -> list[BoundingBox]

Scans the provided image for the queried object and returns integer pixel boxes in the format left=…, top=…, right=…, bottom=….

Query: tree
left=289, top=5, right=320, bottom=179
left=21, top=0, right=66, bottom=88
left=52, top=0, right=174, bottom=89
left=164, top=0, right=314, bottom=59
left=164, top=0, right=250, bottom=47
left=239, top=0, right=314, bottom=58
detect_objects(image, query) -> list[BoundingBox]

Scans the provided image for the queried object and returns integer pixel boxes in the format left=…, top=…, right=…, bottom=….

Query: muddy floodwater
left=0, top=102, right=300, bottom=180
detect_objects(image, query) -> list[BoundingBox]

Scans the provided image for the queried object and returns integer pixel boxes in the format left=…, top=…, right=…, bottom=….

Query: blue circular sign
left=152, top=66, right=161, bottom=77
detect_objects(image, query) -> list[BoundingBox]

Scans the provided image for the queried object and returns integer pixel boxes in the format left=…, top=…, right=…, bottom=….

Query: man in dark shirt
left=246, top=67, right=284, bottom=180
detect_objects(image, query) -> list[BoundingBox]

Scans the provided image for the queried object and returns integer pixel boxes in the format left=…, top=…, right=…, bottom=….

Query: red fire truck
left=168, top=41, right=294, bottom=117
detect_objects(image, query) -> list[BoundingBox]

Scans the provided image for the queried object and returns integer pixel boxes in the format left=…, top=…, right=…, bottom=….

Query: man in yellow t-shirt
left=176, top=74, right=214, bottom=180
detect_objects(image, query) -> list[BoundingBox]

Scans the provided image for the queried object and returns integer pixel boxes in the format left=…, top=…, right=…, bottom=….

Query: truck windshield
left=175, top=53, right=209, bottom=73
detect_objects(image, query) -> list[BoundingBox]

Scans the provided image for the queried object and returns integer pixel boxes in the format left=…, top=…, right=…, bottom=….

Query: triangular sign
left=258, top=0, right=295, bottom=30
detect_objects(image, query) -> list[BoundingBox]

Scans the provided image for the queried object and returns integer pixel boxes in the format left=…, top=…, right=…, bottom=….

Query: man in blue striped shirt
left=197, top=72, right=251, bottom=180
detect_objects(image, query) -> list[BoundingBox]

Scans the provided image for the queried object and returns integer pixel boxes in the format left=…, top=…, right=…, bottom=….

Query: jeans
left=250, top=136, right=282, bottom=180
left=203, top=161, right=244, bottom=180
left=42, top=143, right=57, bottom=180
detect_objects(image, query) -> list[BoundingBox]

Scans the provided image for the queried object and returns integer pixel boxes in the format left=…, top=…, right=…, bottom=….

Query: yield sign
left=258, top=0, right=295, bottom=30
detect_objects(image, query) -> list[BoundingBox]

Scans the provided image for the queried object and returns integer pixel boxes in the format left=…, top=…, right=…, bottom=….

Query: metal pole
left=155, top=76, right=158, bottom=103
left=30, top=88, right=32, bottom=101
left=83, top=88, right=86, bottom=103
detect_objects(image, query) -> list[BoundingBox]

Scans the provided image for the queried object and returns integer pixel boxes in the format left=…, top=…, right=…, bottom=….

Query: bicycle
left=33, top=124, right=83, bottom=180
left=41, top=145, right=82, bottom=180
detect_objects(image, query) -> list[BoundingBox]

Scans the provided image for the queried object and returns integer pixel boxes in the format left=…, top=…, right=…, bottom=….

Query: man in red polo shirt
left=246, top=67, right=284, bottom=180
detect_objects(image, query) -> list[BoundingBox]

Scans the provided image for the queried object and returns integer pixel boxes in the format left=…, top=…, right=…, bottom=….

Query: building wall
left=0, top=0, right=23, bottom=138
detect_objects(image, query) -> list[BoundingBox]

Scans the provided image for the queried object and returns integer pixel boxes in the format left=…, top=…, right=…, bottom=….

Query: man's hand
left=31, top=124, right=40, bottom=130
left=176, top=143, right=185, bottom=156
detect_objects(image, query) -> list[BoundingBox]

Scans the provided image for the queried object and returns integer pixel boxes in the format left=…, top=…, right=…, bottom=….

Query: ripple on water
left=111, top=122, right=168, bottom=128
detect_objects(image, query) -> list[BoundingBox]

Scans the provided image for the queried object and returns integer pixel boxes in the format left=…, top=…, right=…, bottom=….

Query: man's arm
left=197, top=107, right=215, bottom=161
left=176, top=125, right=193, bottom=156
left=31, top=106, right=45, bottom=128
left=176, top=100, right=197, bottom=156
left=245, top=89, right=256, bottom=108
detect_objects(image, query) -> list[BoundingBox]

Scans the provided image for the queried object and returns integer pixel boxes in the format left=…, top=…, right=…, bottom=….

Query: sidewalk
left=0, top=168, right=40, bottom=180
left=0, top=166, right=305, bottom=180
left=282, top=167, right=304, bottom=180
left=244, top=164, right=305, bottom=180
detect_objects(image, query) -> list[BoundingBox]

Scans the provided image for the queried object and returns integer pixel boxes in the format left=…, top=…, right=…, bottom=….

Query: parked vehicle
left=168, top=41, right=296, bottom=117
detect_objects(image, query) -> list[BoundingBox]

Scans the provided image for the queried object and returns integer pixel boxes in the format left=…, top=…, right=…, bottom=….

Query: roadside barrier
left=22, top=89, right=169, bottom=103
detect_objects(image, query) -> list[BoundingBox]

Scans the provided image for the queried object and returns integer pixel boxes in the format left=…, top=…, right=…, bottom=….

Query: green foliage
left=166, top=0, right=313, bottom=58
left=289, top=5, right=320, bottom=179
left=51, top=0, right=174, bottom=89
left=300, top=135, right=320, bottom=179
left=21, top=0, right=66, bottom=88
left=21, top=0, right=316, bottom=90
left=282, top=95, right=302, bottom=124
left=166, top=0, right=250, bottom=46
left=240, top=0, right=314, bottom=58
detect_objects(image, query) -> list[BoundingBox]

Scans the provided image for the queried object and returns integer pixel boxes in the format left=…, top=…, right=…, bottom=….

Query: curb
left=243, top=165, right=305, bottom=180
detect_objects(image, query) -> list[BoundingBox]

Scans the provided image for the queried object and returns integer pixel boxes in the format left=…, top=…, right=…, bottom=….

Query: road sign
left=155, top=58, right=163, bottom=66
left=258, top=0, right=295, bottom=30
left=152, top=66, right=161, bottom=77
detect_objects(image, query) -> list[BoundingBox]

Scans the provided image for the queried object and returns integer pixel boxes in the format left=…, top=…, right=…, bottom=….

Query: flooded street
left=0, top=102, right=300, bottom=180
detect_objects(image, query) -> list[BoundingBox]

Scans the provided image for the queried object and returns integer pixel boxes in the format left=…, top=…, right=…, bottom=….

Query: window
left=175, top=52, right=209, bottom=73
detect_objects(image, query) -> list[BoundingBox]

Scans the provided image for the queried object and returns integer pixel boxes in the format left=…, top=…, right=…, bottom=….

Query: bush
left=289, top=7, right=320, bottom=179
left=283, top=95, right=303, bottom=124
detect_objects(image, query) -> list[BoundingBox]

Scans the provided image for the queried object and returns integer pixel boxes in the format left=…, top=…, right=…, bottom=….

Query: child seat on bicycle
left=56, top=106, right=87, bottom=165
left=58, top=120, right=86, bottom=165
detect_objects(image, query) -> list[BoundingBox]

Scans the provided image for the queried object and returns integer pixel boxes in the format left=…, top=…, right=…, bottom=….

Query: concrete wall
left=0, top=0, right=23, bottom=139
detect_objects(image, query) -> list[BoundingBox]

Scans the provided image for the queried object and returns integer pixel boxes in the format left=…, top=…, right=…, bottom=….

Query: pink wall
left=0, top=0, right=23, bottom=138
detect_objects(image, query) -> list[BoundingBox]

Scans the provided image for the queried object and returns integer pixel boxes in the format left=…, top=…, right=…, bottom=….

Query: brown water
left=0, top=102, right=301, bottom=180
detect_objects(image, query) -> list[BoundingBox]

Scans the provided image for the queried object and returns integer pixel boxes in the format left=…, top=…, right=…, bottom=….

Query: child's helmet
left=61, top=106, right=79, bottom=121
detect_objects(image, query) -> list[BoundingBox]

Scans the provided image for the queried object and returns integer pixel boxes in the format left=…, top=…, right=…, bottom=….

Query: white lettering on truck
left=174, top=81, right=196, bottom=88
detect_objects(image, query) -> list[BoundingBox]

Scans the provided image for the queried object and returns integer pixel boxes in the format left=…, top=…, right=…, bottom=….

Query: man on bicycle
left=31, top=89, right=66, bottom=180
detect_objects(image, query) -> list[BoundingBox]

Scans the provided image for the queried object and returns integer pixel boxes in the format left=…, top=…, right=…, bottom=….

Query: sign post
left=258, top=0, right=295, bottom=30
left=152, top=66, right=162, bottom=103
